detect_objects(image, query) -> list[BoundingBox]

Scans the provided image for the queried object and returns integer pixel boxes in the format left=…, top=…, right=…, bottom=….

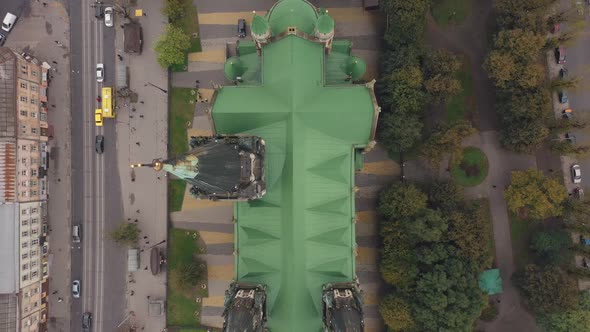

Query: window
left=32, top=271, right=38, bottom=278
left=22, top=264, right=28, bottom=271
left=22, top=231, right=28, bottom=237
left=22, top=158, right=27, bottom=165
left=22, top=220, right=28, bottom=226
left=22, top=253, right=28, bottom=259
left=31, top=218, right=38, bottom=225
left=20, top=96, right=27, bottom=102
left=40, top=112, right=47, bottom=121
left=30, top=99, right=36, bottom=105
left=22, top=242, right=28, bottom=248
left=21, top=209, right=28, bottom=215
left=30, top=191, right=38, bottom=197
left=31, top=169, right=37, bottom=176
left=30, top=86, right=37, bottom=92
left=31, top=229, right=38, bottom=235
left=30, top=250, right=37, bottom=257
left=31, top=260, right=37, bottom=267
left=33, top=301, right=38, bottom=308
left=20, top=82, right=27, bottom=89
left=32, top=70, right=38, bottom=77
left=21, top=145, right=27, bottom=151
left=31, top=128, right=37, bottom=134
left=20, top=110, right=27, bottom=116
left=20, top=191, right=27, bottom=197
left=31, top=158, right=37, bottom=164
left=21, top=181, right=28, bottom=187
left=31, top=239, right=39, bottom=245
left=30, top=112, right=37, bottom=118
left=31, top=180, right=38, bottom=186
left=22, top=275, right=28, bottom=282
left=31, top=208, right=38, bottom=214
left=22, top=170, right=27, bottom=176
left=31, top=145, right=37, bottom=152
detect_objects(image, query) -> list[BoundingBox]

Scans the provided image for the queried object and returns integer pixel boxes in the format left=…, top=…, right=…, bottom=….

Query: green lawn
left=510, top=215, right=534, bottom=270
left=168, top=228, right=207, bottom=327
left=170, top=0, right=202, bottom=72
left=446, top=59, right=474, bottom=123
left=169, top=179, right=187, bottom=212
left=431, top=0, right=472, bottom=26
left=169, top=88, right=196, bottom=157
left=451, top=147, right=488, bottom=186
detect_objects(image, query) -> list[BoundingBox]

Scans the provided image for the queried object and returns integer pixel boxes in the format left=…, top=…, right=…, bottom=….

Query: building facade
left=0, top=47, right=50, bottom=332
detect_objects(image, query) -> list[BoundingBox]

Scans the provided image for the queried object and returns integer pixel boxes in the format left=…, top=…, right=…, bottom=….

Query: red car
left=556, top=47, right=566, bottom=64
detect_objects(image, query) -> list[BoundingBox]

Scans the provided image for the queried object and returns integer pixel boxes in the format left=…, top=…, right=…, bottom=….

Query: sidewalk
left=5, top=0, right=73, bottom=329
left=113, top=2, right=169, bottom=331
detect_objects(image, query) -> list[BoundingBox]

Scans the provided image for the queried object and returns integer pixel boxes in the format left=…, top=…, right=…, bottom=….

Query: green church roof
left=211, top=0, right=378, bottom=330
left=316, top=9, right=335, bottom=34
left=267, top=0, right=318, bottom=35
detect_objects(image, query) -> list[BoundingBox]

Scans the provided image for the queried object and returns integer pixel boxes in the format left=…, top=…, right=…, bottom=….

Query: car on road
left=95, top=109, right=103, bottom=127
left=0, top=33, right=5, bottom=46
left=72, top=280, right=81, bottom=298
left=95, top=4, right=104, bottom=19
left=572, top=164, right=582, bottom=184
left=2, top=13, right=17, bottom=32
left=559, top=91, right=568, bottom=104
left=104, top=7, right=113, bottom=27
left=237, top=19, right=246, bottom=38
left=556, top=47, right=566, bottom=64
left=95, top=135, right=104, bottom=154
left=82, top=312, right=92, bottom=332
left=72, top=224, right=81, bottom=243
left=96, top=63, right=104, bottom=83
left=559, top=68, right=568, bottom=79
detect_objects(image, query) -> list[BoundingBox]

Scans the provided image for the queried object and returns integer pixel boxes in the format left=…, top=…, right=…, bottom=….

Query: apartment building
left=0, top=47, right=50, bottom=332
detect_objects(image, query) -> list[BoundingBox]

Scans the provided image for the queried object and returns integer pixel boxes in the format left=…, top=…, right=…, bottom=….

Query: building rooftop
left=0, top=293, right=17, bottom=332
left=0, top=204, right=18, bottom=294
left=0, top=48, right=16, bottom=138
left=211, top=1, right=378, bottom=329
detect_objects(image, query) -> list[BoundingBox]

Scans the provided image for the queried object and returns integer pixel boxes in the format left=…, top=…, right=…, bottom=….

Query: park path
left=418, top=2, right=541, bottom=331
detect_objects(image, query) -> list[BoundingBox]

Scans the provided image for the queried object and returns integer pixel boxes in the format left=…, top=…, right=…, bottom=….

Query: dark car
left=82, top=312, right=92, bottom=332
left=559, top=91, right=568, bottom=104
left=94, top=4, right=104, bottom=19
left=559, top=68, right=568, bottom=79
left=556, top=47, right=566, bottom=64
left=95, top=135, right=104, bottom=154
left=0, top=33, right=5, bottom=46
left=237, top=19, right=246, bottom=38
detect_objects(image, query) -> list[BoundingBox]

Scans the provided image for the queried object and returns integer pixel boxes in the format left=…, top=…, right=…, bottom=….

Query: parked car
left=559, top=68, right=568, bottom=79
left=565, top=132, right=576, bottom=144
left=104, top=7, right=113, bottom=27
left=237, top=18, right=246, bottom=38
left=574, top=187, right=585, bottom=200
left=95, top=135, right=104, bottom=154
left=72, top=280, right=81, bottom=298
left=562, top=108, right=573, bottom=119
left=551, top=23, right=560, bottom=34
left=0, top=33, right=5, bottom=46
left=556, top=47, right=566, bottom=64
left=580, top=235, right=590, bottom=246
left=82, top=312, right=92, bottom=332
left=2, top=13, right=17, bottom=32
left=559, top=90, right=568, bottom=104
left=96, top=63, right=104, bottom=83
left=94, top=4, right=104, bottom=19
left=571, top=164, right=582, bottom=184
left=72, top=224, right=81, bottom=243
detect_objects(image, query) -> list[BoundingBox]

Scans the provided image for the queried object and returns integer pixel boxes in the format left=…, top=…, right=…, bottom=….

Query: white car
left=572, top=164, right=582, bottom=184
left=72, top=280, right=81, bottom=298
left=2, top=13, right=17, bottom=32
left=104, top=7, right=113, bottom=27
left=96, top=63, right=104, bottom=83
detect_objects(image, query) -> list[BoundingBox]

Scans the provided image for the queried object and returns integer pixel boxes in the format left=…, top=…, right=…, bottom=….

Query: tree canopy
left=379, top=182, right=427, bottom=220
left=110, top=222, right=140, bottom=246
left=154, top=24, right=191, bottom=68
left=378, top=111, right=422, bottom=153
left=517, top=264, right=578, bottom=314
left=421, top=120, right=476, bottom=164
left=504, top=169, right=567, bottom=219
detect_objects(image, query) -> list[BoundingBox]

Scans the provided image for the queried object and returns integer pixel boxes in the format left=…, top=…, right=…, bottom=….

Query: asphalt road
left=69, top=0, right=126, bottom=331
left=561, top=2, right=590, bottom=188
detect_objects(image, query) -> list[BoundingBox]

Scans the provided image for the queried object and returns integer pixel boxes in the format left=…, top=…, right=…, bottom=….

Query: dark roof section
left=124, top=23, right=142, bottom=54
left=0, top=48, right=16, bottom=138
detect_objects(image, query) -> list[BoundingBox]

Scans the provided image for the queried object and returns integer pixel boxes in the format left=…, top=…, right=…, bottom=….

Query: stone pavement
left=5, top=0, right=73, bottom=330
left=112, top=1, right=169, bottom=331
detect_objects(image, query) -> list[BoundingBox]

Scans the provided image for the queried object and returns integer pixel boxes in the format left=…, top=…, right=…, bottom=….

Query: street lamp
left=144, top=82, right=167, bottom=94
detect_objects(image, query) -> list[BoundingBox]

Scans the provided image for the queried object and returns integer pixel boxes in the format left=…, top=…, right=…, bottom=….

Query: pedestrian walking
left=58, top=298, right=63, bottom=302
left=140, top=101, right=144, bottom=104
left=144, top=266, right=148, bottom=270
left=136, top=142, right=140, bottom=146
left=42, top=2, right=47, bottom=7
left=139, top=115, right=144, bottom=118
left=54, top=40, right=59, bottom=44
left=129, top=115, right=134, bottom=118
left=52, top=61, right=57, bottom=64
left=136, top=209, right=140, bottom=213
left=132, top=108, right=136, bottom=112
left=143, top=236, right=148, bottom=239
left=135, top=219, right=138, bottom=223
left=146, top=241, right=150, bottom=244
left=52, top=291, right=58, bottom=294
left=142, top=12, right=146, bottom=16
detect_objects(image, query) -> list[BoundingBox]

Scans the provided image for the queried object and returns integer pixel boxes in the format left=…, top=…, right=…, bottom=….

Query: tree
left=504, top=169, right=567, bottom=219
left=381, top=0, right=430, bottom=47
left=427, top=180, right=464, bottom=212
left=405, top=208, right=448, bottom=243
left=381, top=66, right=426, bottom=114
left=495, top=0, right=555, bottom=32
left=110, top=222, right=140, bottom=246
left=422, top=49, right=462, bottom=105
left=379, top=182, right=427, bottom=220
left=516, top=264, right=578, bottom=314
left=484, top=52, right=517, bottom=89
left=447, top=207, right=493, bottom=269
left=171, top=258, right=206, bottom=290
left=538, top=292, right=590, bottom=332
left=551, top=141, right=590, bottom=156
left=154, top=24, right=191, bottom=68
left=530, top=229, right=572, bottom=265
left=378, top=111, right=422, bottom=153
left=379, top=294, right=415, bottom=331
left=500, top=116, right=549, bottom=153
left=420, top=120, right=476, bottom=165
left=162, top=0, right=185, bottom=22
left=551, top=77, right=581, bottom=90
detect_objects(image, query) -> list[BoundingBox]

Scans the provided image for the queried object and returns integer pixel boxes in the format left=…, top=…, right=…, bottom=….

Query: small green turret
left=224, top=57, right=246, bottom=81
left=251, top=13, right=271, bottom=43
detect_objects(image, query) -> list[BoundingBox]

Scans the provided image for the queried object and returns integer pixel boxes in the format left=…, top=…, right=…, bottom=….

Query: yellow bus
left=101, top=87, right=116, bottom=118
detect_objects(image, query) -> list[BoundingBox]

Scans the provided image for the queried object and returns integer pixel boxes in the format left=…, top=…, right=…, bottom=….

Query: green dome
left=251, top=14, right=271, bottom=38
left=316, top=10, right=334, bottom=34
left=267, top=0, right=318, bottom=35
left=224, top=57, right=246, bottom=81
left=343, top=56, right=366, bottom=80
